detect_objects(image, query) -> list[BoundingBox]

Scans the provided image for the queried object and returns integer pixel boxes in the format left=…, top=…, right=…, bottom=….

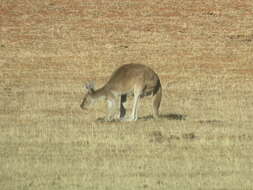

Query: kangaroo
left=80, top=63, right=162, bottom=121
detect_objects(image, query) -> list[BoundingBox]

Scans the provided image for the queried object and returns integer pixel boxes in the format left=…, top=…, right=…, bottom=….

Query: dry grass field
left=1, top=0, right=253, bottom=189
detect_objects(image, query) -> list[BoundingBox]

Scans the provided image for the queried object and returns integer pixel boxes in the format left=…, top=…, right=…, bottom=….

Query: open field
left=1, top=0, right=253, bottom=189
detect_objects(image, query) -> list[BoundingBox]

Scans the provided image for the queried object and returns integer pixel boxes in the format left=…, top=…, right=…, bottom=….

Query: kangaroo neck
left=92, top=86, right=108, bottom=99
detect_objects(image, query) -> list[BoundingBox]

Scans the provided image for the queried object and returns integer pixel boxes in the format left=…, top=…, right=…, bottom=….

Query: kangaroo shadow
left=140, top=113, right=187, bottom=121
left=96, top=113, right=186, bottom=123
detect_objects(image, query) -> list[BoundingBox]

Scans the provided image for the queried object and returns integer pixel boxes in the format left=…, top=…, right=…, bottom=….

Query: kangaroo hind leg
left=119, top=94, right=127, bottom=119
left=129, top=86, right=143, bottom=121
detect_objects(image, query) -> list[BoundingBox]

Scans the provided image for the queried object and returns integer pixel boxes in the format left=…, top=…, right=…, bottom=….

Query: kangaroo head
left=80, top=81, right=95, bottom=109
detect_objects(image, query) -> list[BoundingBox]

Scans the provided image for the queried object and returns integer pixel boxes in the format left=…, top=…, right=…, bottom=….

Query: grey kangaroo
left=80, top=63, right=162, bottom=121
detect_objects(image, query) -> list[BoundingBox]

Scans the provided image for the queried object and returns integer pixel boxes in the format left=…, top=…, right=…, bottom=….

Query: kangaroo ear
left=84, top=81, right=95, bottom=92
